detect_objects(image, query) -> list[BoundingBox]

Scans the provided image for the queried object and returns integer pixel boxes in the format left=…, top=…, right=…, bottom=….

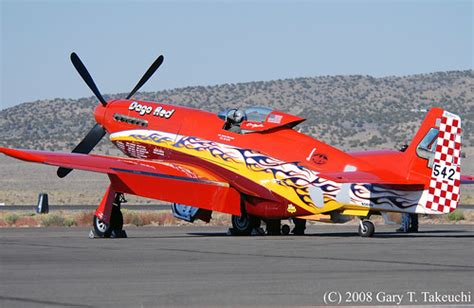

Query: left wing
left=0, top=147, right=241, bottom=215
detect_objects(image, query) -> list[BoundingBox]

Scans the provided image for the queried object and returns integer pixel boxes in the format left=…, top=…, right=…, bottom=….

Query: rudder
left=406, top=108, right=462, bottom=213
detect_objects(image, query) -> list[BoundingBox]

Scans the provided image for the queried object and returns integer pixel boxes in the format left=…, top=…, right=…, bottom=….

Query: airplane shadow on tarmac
left=123, top=228, right=473, bottom=239
left=150, top=229, right=474, bottom=239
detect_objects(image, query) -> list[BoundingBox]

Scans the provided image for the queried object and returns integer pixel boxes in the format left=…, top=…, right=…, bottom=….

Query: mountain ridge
left=1, top=70, right=472, bottom=155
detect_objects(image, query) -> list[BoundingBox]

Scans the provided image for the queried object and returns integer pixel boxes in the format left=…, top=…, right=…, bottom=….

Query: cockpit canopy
left=218, top=106, right=305, bottom=133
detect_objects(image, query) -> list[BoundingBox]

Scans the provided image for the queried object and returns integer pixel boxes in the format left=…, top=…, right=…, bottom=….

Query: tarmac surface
left=1, top=224, right=473, bottom=307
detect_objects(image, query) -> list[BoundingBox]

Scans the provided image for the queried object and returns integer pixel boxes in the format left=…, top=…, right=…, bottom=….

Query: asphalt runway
left=1, top=225, right=473, bottom=307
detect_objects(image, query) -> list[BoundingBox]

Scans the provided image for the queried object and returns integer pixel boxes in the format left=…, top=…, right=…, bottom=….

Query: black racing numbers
left=433, top=163, right=455, bottom=181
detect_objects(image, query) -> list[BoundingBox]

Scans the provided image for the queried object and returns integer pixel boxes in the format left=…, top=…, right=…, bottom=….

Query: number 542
left=433, top=163, right=455, bottom=181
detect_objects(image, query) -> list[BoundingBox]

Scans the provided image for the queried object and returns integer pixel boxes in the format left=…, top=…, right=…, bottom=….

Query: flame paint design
left=351, top=184, right=420, bottom=209
left=173, top=136, right=240, bottom=163
left=118, top=130, right=426, bottom=212
left=126, top=131, right=341, bottom=208
left=236, top=149, right=340, bottom=207
left=130, top=133, right=173, bottom=145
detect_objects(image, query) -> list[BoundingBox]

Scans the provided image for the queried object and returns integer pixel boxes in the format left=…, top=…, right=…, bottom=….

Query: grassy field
left=0, top=209, right=471, bottom=228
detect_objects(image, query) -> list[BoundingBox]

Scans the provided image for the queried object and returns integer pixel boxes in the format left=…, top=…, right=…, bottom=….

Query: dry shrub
left=64, top=217, right=77, bottom=227
left=446, top=210, right=465, bottom=221
left=75, top=211, right=94, bottom=226
left=40, top=214, right=65, bottom=227
left=5, top=213, right=20, bottom=225
left=162, top=213, right=177, bottom=226
left=15, top=216, right=39, bottom=227
left=123, top=211, right=143, bottom=226
left=122, top=211, right=176, bottom=226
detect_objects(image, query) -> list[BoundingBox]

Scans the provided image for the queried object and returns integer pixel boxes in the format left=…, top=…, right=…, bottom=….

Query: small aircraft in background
left=1, top=53, right=473, bottom=238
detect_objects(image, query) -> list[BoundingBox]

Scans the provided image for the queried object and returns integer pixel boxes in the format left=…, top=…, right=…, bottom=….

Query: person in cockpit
left=225, top=109, right=246, bottom=133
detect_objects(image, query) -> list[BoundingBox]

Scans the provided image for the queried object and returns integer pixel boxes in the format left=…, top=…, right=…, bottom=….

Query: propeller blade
left=126, top=55, right=164, bottom=99
left=70, top=52, right=108, bottom=106
left=57, top=124, right=106, bottom=178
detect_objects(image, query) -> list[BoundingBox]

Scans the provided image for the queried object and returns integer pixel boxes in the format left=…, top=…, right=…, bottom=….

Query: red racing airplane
left=1, top=53, right=473, bottom=238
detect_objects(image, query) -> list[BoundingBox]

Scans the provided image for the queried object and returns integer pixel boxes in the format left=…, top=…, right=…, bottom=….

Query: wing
left=0, top=147, right=240, bottom=215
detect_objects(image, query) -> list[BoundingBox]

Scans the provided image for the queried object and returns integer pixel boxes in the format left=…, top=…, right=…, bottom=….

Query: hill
left=1, top=70, right=473, bottom=205
left=1, top=70, right=473, bottom=154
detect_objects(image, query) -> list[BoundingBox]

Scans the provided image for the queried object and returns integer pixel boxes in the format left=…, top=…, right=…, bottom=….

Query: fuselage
left=93, top=99, right=430, bottom=218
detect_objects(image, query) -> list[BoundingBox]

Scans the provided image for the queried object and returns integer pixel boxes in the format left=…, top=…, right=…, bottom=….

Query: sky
left=1, top=0, right=472, bottom=109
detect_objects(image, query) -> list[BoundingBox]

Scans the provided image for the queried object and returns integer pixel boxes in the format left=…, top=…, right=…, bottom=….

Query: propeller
left=127, top=55, right=164, bottom=99
left=57, top=124, right=106, bottom=178
left=70, top=52, right=107, bottom=106
left=57, top=53, right=164, bottom=178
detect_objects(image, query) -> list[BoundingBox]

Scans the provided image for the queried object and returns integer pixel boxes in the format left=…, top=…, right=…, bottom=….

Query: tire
left=93, top=204, right=123, bottom=238
left=358, top=220, right=375, bottom=237
left=281, top=224, right=290, bottom=235
left=93, top=215, right=111, bottom=238
left=231, top=214, right=260, bottom=236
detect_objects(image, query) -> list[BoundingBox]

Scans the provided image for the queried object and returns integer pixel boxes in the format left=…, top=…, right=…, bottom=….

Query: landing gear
left=229, top=216, right=306, bottom=236
left=281, top=224, right=290, bottom=235
left=91, top=193, right=127, bottom=239
left=291, top=218, right=306, bottom=235
left=358, top=220, right=375, bottom=237
left=265, top=219, right=282, bottom=235
left=265, top=219, right=302, bottom=235
left=230, top=213, right=261, bottom=236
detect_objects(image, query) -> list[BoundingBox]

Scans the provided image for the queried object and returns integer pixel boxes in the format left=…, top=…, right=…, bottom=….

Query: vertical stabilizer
left=406, top=108, right=462, bottom=213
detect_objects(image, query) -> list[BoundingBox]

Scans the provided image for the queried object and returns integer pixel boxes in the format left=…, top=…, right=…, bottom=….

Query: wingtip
left=0, top=147, right=44, bottom=163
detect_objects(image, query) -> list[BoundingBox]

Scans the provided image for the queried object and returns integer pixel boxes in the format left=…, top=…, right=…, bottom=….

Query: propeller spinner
left=57, top=52, right=164, bottom=178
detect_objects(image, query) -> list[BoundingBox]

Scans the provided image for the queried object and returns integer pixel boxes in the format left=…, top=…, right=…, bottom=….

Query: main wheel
left=93, top=204, right=124, bottom=238
left=358, top=220, right=375, bottom=237
left=231, top=214, right=260, bottom=236
left=93, top=215, right=111, bottom=238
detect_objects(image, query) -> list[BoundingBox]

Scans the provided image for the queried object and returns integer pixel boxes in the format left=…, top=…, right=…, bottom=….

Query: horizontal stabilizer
left=461, top=174, right=474, bottom=184
left=318, top=171, right=415, bottom=185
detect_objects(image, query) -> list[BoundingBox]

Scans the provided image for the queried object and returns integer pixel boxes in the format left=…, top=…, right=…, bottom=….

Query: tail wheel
left=358, top=220, right=375, bottom=237
left=231, top=214, right=261, bottom=236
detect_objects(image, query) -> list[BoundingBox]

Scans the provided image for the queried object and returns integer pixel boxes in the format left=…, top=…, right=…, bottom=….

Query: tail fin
left=405, top=108, right=462, bottom=213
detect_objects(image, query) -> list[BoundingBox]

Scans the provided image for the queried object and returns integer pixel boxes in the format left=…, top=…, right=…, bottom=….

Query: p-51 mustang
left=1, top=53, right=473, bottom=238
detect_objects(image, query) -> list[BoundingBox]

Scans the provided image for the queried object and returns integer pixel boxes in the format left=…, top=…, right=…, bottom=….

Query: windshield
left=217, top=106, right=273, bottom=122
left=243, top=106, right=272, bottom=122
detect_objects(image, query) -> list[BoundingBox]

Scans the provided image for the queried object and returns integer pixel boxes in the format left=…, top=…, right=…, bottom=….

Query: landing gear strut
left=91, top=193, right=127, bottom=238
left=291, top=218, right=306, bottom=235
